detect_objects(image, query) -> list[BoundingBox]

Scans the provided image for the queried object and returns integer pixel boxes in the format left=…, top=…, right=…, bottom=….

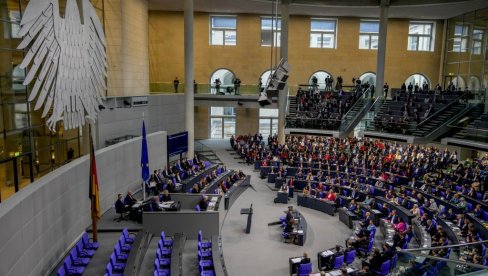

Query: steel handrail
left=417, top=92, right=468, bottom=128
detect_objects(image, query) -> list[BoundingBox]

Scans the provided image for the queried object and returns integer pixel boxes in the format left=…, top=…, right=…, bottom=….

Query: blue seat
left=69, top=248, right=90, bottom=266
left=333, top=255, right=344, bottom=269
left=105, top=263, right=124, bottom=276
left=466, top=202, right=473, bottom=212
left=200, top=270, right=215, bottom=276
left=82, top=232, right=100, bottom=249
left=160, top=231, right=174, bottom=247
left=483, top=211, right=488, bottom=221
left=196, top=205, right=201, bottom=211
left=118, top=236, right=132, bottom=252
left=63, top=257, right=85, bottom=275
left=158, top=240, right=172, bottom=256
left=114, top=244, right=129, bottom=262
left=57, top=266, right=67, bottom=276
left=297, top=262, right=312, bottom=276
left=198, top=249, right=213, bottom=260
left=198, top=231, right=212, bottom=250
left=199, top=259, right=214, bottom=269
left=390, top=253, right=398, bottom=271
left=76, top=242, right=95, bottom=258
left=345, top=250, right=356, bottom=265
left=373, top=260, right=390, bottom=276
left=122, top=228, right=135, bottom=244
left=156, top=251, right=171, bottom=267
left=154, top=259, right=170, bottom=276
left=109, top=253, right=126, bottom=272
left=358, top=238, right=374, bottom=256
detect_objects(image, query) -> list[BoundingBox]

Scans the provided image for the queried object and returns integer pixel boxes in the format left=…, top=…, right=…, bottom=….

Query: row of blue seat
left=57, top=232, right=100, bottom=276
left=105, top=228, right=135, bottom=276
left=154, top=231, right=173, bottom=276
left=198, top=230, right=215, bottom=276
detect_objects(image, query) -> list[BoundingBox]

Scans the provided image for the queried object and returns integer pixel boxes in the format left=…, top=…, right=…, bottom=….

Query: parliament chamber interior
left=2, top=0, right=488, bottom=275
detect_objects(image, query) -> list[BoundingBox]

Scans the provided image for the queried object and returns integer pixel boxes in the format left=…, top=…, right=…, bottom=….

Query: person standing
left=383, top=82, right=389, bottom=98
left=173, top=77, right=179, bottom=93
left=234, top=77, right=241, bottom=95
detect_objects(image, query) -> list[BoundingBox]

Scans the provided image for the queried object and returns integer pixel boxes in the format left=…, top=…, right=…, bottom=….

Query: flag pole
left=142, top=112, right=146, bottom=201
left=89, top=124, right=98, bottom=242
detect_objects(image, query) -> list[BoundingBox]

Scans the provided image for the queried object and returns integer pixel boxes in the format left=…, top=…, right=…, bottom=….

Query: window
left=210, top=107, right=236, bottom=139
left=359, top=20, right=379, bottom=50
left=261, top=17, right=281, bottom=47
left=452, top=24, right=469, bottom=52
left=259, top=108, right=278, bottom=138
left=359, top=72, right=376, bottom=86
left=210, top=16, right=237, bottom=46
left=472, top=29, right=484, bottom=55
left=408, top=22, right=435, bottom=51
left=310, top=19, right=337, bottom=48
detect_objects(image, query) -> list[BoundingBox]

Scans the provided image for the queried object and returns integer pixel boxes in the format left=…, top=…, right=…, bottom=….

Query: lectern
left=240, top=204, right=253, bottom=234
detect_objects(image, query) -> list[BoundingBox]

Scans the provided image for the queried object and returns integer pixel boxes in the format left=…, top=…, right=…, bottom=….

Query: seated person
left=217, top=182, right=228, bottom=195
left=326, top=245, right=344, bottom=270
left=159, top=190, right=171, bottom=202
left=387, top=209, right=399, bottom=224
left=115, top=194, right=127, bottom=220
left=199, top=196, right=209, bottom=211
left=363, top=195, right=373, bottom=206
left=366, top=220, right=377, bottom=236
left=473, top=204, right=483, bottom=218
left=382, top=244, right=395, bottom=262
left=348, top=200, right=359, bottom=215
left=191, top=183, right=200, bottom=194
left=326, top=189, right=336, bottom=202
left=300, top=252, right=311, bottom=264
left=144, top=196, right=162, bottom=212
left=362, top=248, right=383, bottom=271
left=380, top=205, right=389, bottom=218
left=303, top=185, right=311, bottom=197
left=360, top=212, right=372, bottom=229
left=124, top=191, right=137, bottom=208
left=394, top=217, right=406, bottom=233
left=286, top=206, right=294, bottom=223
left=392, top=232, right=406, bottom=249
left=284, top=218, right=297, bottom=244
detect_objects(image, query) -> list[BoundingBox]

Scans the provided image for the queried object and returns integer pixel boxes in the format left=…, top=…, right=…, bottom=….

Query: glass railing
left=150, top=82, right=263, bottom=95
left=447, top=124, right=488, bottom=144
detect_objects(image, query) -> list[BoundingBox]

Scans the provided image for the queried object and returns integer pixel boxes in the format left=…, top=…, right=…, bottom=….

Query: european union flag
left=141, top=120, right=150, bottom=182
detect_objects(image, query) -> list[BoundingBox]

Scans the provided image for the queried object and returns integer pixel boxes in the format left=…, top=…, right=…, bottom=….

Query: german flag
left=89, top=133, right=101, bottom=219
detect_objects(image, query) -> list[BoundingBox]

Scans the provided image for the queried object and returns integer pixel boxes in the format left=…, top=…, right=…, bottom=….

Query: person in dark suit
left=115, top=194, right=127, bottom=221
left=124, top=191, right=137, bottom=208
left=199, top=196, right=208, bottom=211
left=392, top=232, right=406, bottom=249
left=286, top=206, right=294, bottom=223
left=327, top=245, right=344, bottom=270
left=362, top=248, right=382, bottom=271
left=381, top=244, right=394, bottom=262
left=300, top=252, right=311, bottom=264
left=173, top=77, right=179, bottom=93
left=360, top=212, right=371, bottom=229
left=145, top=196, right=162, bottom=212
left=191, top=183, right=200, bottom=194
left=425, top=219, right=437, bottom=236
left=159, top=190, right=171, bottom=202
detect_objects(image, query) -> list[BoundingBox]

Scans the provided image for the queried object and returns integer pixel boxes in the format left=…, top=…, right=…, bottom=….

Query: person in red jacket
left=325, top=190, right=336, bottom=202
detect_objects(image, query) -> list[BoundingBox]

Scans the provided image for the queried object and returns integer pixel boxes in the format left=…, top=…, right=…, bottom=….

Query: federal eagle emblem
left=18, top=0, right=107, bottom=131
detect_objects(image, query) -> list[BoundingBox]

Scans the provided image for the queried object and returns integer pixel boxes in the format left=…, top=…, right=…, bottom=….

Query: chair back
left=466, top=202, right=473, bottom=212
left=57, top=265, right=66, bottom=276
left=367, top=238, right=374, bottom=252
left=110, top=253, right=118, bottom=266
left=198, top=230, right=203, bottom=242
left=196, top=205, right=201, bottom=211
left=297, top=262, right=312, bottom=274
left=390, top=253, right=397, bottom=271
left=345, top=250, right=356, bottom=265
left=380, top=260, right=390, bottom=274
left=106, top=263, right=114, bottom=276
left=161, top=231, right=166, bottom=241
left=333, top=255, right=344, bottom=269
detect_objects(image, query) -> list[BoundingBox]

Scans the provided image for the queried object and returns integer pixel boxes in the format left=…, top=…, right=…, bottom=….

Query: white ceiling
left=148, top=0, right=488, bottom=20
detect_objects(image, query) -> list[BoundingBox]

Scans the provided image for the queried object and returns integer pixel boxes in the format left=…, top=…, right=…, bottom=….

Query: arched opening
left=468, top=76, right=480, bottom=91
left=308, top=71, right=332, bottom=90
left=404, top=73, right=430, bottom=90
left=359, top=72, right=376, bottom=87
left=209, top=68, right=236, bottom=94
left=452, top=76, right=466, bottom=90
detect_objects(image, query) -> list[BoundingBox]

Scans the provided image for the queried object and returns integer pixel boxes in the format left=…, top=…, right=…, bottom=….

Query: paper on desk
left=291, top=257, right=302, bottom=263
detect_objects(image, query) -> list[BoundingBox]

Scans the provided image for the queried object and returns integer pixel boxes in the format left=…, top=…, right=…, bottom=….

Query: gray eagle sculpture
left=18, top=0, right=107, bottom=131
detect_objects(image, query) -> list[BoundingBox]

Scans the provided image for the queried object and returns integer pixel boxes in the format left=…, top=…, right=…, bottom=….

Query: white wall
left=0, top=131, right=167, bottom=276
left=96, top=94, right=185, bottom=148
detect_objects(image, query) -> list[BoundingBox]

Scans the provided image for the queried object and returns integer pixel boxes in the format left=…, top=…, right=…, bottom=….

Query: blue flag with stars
left=141, top=120, right=150, bottom=182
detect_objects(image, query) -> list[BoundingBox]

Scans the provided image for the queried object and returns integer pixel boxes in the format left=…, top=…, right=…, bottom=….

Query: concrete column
left=375, top=0, right=389, bottom=98
left=278, top=0, right=290, bottom=144
left=184, top=0, right=194, bottom=158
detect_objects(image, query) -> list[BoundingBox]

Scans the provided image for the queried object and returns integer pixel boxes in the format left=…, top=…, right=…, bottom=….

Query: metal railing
left=417, top=91, right=469, bottom=128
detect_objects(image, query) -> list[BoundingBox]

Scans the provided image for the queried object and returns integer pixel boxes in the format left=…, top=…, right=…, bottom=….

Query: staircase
left=195, top=141, right=223, bottom=165
left=287, top=96, right=297, bottom=117
left=451, top=104, right=487, bottom=141
left=339, top=97, right=373, bottom=136
left=412, top=102, right=468, bottom=137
